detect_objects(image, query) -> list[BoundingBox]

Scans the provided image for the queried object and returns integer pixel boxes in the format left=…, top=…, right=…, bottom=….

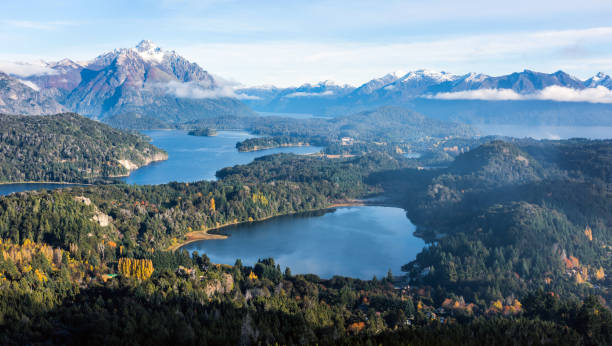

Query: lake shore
left=0, top=181, right=91, bottom=185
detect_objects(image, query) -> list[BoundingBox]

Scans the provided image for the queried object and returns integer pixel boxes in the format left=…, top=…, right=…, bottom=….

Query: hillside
left=372, top=139, right=612, bottom=305
left=0, top=113, right=167, bottom=183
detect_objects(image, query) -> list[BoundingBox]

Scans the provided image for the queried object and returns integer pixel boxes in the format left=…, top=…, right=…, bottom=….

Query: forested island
left=0, top=137, right=611, bottom=344
left=188, top=127, right=217, bottom=137
left=0, top=113, right=167, bottom=183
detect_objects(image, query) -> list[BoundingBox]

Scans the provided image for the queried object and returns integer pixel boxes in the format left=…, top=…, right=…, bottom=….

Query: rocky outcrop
left=204, top=273, right=234, bottom=297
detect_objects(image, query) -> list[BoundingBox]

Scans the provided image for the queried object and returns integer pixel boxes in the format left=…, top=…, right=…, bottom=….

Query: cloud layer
left=431, top=86, right=612, bottom=104
left=284, top=90, right=334, bottom=98
left=0, top=61, right=56, bottom=77
left=157, top=81, right=258, bottom=100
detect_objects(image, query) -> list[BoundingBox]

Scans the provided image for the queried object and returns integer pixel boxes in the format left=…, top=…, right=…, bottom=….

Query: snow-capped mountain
left=239, top=69, right=611, bottom=117
left=585, top=72, right=612, bottom=89
left=0, top=40, right=252, bottom=126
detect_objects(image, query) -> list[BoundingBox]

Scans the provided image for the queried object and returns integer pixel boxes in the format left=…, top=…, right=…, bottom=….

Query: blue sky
left=2, top=0, right=612, bottom=86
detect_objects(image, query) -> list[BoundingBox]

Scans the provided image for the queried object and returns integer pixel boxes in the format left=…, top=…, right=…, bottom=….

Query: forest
left=186, top=106, right=479, bottom=157
left=0, top=113, right=166, bottom=183
left=0, top=138, right=611, bottom=344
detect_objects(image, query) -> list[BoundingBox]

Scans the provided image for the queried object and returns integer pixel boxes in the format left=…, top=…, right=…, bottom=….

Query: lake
left=0, top=130, right=322, bottom=195
left=474, top=124, right=612, bottom=140
left=123, top=130, right=323, bottom=185
left=0, top=183, right=85, bottom=196
left=181, top=206, right=424, bottom=279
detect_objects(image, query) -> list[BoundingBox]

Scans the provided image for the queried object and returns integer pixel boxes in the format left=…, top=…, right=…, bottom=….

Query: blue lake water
left=182, top=206, right=424, bottom=279
left=0, top=183, right=85, bottom=196
left=123, top=130, right=323, bottom=185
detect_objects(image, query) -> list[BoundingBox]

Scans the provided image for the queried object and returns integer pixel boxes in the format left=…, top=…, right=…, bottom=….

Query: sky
left=2, top=0, right=612, bottom=87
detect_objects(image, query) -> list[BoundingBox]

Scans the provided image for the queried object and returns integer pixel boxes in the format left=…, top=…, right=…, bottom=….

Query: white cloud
left=0, top=61, right=56, bottom=77
left=175, top=26, right=612, bottom=87
left=431, top=89, right=525, bottom=101
left=430, top=86, right=612, bottom=104
left=156, top=81, right=259, bottom=100
left=284, top=90, right=334, bottom=98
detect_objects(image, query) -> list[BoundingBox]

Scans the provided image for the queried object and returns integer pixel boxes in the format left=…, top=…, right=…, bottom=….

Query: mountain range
left=1, top=41, right=612, bottom=127
left=237, top=69, right=612, bottom=118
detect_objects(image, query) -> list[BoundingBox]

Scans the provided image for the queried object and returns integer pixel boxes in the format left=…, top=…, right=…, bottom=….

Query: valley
left=1, top=28, right=612, bottom=345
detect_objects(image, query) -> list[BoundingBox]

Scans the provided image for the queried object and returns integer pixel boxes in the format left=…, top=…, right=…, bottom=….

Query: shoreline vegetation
left=0, top=153, right=168, bottom=185
left=0, top=181, right=91, bottom=186
left=237, top=142, right=312, bottom=152
left=169, top=199, right=378, bottom=251
left=188, top=127, right=218, bottom=137
left=0, top=113, right=168, bottom=183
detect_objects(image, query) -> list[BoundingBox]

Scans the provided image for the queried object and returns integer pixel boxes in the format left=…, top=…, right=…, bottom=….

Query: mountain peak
left=135, top=40, right=160, bottom=52
left=133, top=40, right=165, bottom=62
left=401, top=69, right=457, bottom=82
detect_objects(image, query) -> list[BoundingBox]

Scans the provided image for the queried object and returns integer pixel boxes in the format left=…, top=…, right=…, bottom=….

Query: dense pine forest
left=0, top=113, right=167, bottom=183
left=0, top=138, right=611, bottom=344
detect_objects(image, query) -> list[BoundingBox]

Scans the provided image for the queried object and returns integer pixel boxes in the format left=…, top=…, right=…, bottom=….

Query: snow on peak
left=134, top=40, right=165, bottom=63
left=401, top=69, right=457, bottom=82
left=320, top=80, right=337, bottom=87
left=593, top=72, right=608, bottom=81
left=135, top=40, right=159, bottom=52
left=463, top=72, right=488, bottom=83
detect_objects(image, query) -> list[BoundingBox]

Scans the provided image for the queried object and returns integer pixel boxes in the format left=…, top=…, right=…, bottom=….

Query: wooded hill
left=0, top=113, right=167, bottom=183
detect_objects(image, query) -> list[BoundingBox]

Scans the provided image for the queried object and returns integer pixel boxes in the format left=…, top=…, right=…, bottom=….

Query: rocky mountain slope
left=0, top=41, right=253, bottom=126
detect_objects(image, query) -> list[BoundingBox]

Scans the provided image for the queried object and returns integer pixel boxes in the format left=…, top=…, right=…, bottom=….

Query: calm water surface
left=124, top=130, right=322, bottom=184
left=0, top=183, right=84, bottom=196
left=182, top=206, right=425, bottom=279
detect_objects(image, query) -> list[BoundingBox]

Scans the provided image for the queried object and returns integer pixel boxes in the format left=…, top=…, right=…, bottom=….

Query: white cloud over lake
left=157, top=81, right=259, bottom=100
left=431, top=86, right=612, bottom=104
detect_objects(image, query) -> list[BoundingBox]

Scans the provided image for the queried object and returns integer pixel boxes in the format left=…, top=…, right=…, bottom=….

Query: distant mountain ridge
left=0, top=40, right=253, bottom=126
left=238, top=69, right=612, bottom=125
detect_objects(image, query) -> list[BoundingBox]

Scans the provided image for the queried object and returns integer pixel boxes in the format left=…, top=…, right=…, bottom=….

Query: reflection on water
left=182, top=206, right=425, bottom=279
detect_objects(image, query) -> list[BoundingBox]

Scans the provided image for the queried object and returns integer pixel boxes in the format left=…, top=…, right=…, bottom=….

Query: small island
left=188, top=127, right=218, bottom=137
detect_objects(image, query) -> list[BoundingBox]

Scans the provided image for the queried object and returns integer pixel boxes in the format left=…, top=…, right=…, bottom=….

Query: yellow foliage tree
left=118, top=258, right=154, bottom=280
left=248, top=271, right=258, bottom=280
left=492, top=300, right=503, bottom=311
left=584, top=225, right=593, bottom=241
left=210, top=198, right=216, bottom=212
left=595, top=267, right=605, bottom=281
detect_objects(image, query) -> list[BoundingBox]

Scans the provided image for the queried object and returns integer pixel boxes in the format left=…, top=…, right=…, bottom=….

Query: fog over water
left=474, top=124, right=612, bottom=140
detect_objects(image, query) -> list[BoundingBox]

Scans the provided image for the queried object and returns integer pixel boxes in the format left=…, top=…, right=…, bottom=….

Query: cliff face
left=117, top=151, right=168, bottom=173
